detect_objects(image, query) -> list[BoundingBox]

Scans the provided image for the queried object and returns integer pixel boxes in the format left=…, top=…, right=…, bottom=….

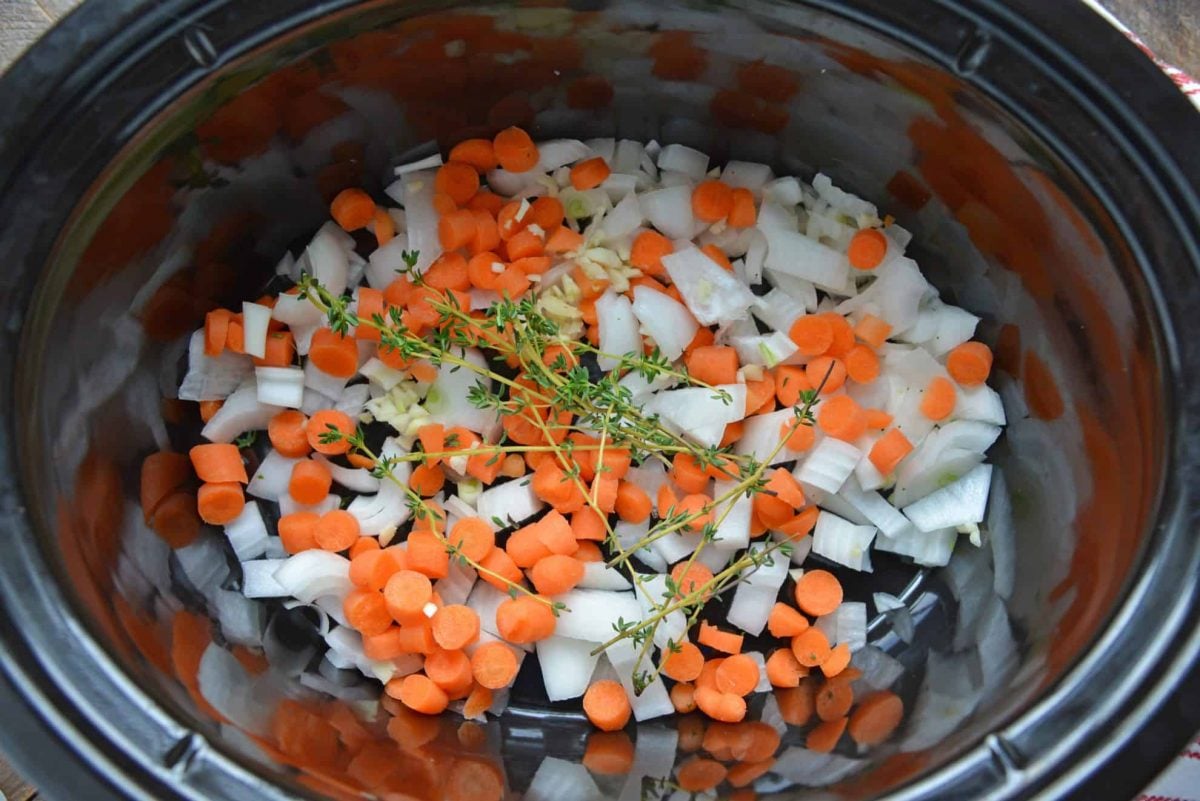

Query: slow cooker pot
left=1, top=1, right=1199, bottom=799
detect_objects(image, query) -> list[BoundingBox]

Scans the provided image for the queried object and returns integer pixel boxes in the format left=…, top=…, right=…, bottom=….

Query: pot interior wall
left=13, top=1, right=1163, bottom=798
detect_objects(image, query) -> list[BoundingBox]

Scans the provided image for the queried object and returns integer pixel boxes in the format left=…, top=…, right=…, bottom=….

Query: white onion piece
left=551, top=589, right=642, bottom=642
left=838, top=476, right=915, bottom=540
left=599, top=191, right=645, bottom=241
left=763, top=176, right=803, bottom=206
left=727, top=544, right=789, bottom=635
left=874, top=526, right=958, bottom=567
left=399, top=169, right=442, bottom=273
left=711, top=479, right=752, bottom=551
left=595, top=292, right=640, bottom=371
left=247, top=450, right=301, bottom=502
left=578, top=562, right=632, bottom=591
left=178, top=331, right=253, bottom=402
left=661, top=246, right=756, bottom=325
left=815, top=602, right=867, bottom=651
left=272, top=291, right=323, bottom=327
left=752, top=288, right=805, bottom=333
left=730, top=331, right=797, bottom=368
left=224, top=501, right=269, bottom=561
left=649, top=530, right=700, bottom=566
left=836, top=257, right=928, bottom=335
left=612, top=138, right=644, bottom=173
left=365, top=233, right=413, bottom=288
left=203, top=383, right=282, bottom=443
left=303, top=359, right=348, bottom=398
left=312, top=454, right=381, bottom=494
left=425, top=347, right=498, bottom=434
left=642, top=384, right=746, bottom=447
left=476, top=479, right=544, bottom=528
left=902, top=463, right=993, bottom=531
left=240, top=302, right=272, bottom=359
left=536, top=139, right=593, bottom=171
left=722, top=160, right=774, bottom=193
left=762, top=227, right=851, bottom=292
left=795, top=437, right=862, bottom=494
left=604, top=637, right=674, bottom=721
left=631, top=287, right=697, bottom=361
left=279, top=493, right=340, bottom=517
left=640, top=184, right=697, bottom=240
left=306, top=223, right=349, bottom=297
left=812, top=511, right=876, bottom=571
left=392, top=152, right=442, bottom=176
left=734, top=408, right=810, bottom=466
left=273, top=550, right=352, bottom=604
left=656, top=143, right=709, bottom=178
left=241, top=559, right=289, bottom=598
left=536, top=637, right=602, bottom=701
left=255, top=366, right=305, bottom=408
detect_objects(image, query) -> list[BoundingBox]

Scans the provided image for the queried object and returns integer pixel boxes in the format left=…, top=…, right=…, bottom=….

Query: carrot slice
left=436, top=161, right=481, bottom=205
left=816, top=675, right=854, bottom=721
left=775, top=682, right=817, bottom=726
left=471, top=641, right=519, bottom=689
left=331, top=188, right=376, bottom=231
left=314, top=509, right=360, bottom=552
left=854, top=313, right=893, bottom=348
left=715, top=654, right=760, bottom=696
left=493, top=126, right=538, bottom=172
left=765, top=649, right=806, bottom=688
left=306, top=409, right=355, bottom=455
left=384, top=570, right=433, bottom=625
left=788, top=315, right=834, bottom=356
left=189, top=443, right=248, bottom=484
left=817, top=394, right=867, bottom=442
left=847, top=228, right=888, bottom=270
left=529, top=554, right=585, bottom=595
left=449, top=138, right=498, bottom=172
left=343, top=589, right=392, bottom=636
left=791, top=628, right=832, bottom=668
left=821, top=642, right=853, bottom=678
left=662, top=641, right=705, bottom=682
left=947, top=341, right=993, bottom=386
left=288, top=459, right=331, bottom=505
left=495, top=596, right=556, bottom=644
left=448, top=517, right=495, bottom=563
left=614, top=481, right=652, bottom=524
left=406, top=530, right=450, bottom=579
left=727, top=187, right=757, bottom=228
left=425, top=648, right=475, bottom=695
left=570, top=157, right=612, bottom=190
left=692, top=180, right=734, bottom=223
left=671, top=682, right=698, bottom=713
left=919, top=376, right=956, bottom=420
left=793, top=569, right=843, bottom=616
left=393, top=674, right=449, bottom=715
left=630, top=231, right=674, bottom=276
left=844, top=344, right=880, bottom=384
left=685, top=345, right=739, bottom=386
left=196, top=481, right=244, bottom=525
left=279, top=511, right=319, bottom=553
left=693, top=685, right=747, bottom=723
left=583, top=680, right=631, bottom=731
left=767, top=603, right=810, bottom=638
left=869, top=428, right=914, bottom=475
left=848, top=690, right=905, bottom=746
left=698, top=622, right=743, bottom=655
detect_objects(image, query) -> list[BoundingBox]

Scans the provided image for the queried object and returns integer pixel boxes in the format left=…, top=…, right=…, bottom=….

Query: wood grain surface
left=0, top=1, right=1194, bottom=799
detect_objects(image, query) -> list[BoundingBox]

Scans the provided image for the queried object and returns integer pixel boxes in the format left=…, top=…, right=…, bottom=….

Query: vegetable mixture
left=155, top=127, right=1004, bottom=750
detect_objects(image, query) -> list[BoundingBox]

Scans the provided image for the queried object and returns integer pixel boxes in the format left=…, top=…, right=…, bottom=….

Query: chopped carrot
left=288, top=459, right=332, bottom=505
left=477, top=548, right=523, bottom=592
left=343, top=589, right=392, bottom=636
left=821, top=643, right=852, bottom=678
left=806, top=716, right=847, bottom=753
left=140, top=451, right=191, bottom=522
left=767, top=603, right=810, bottom=638
left=947, top=341, right=993, bottom=386
left=254, top=331, right=296, bottom=367
left=806, top=356, right=847, bottom=394
left=775, top=682, right=817, bottom=726
left=529, top=553, right=585, bottom=595
left=728, top=188, right=757, bottom=228
left=765, top=648, right=806, bottom=687
left=780, top=419, right=817, bottom=451
left=505, top=227, right=545, bottom=260
left=546, top=225, right=584, bottom=253
left=662, top=641, right=705, bottom=682
left=425, top=252, right=471, bottom=291
left=573, top=541, right=603, bottom=562
left=394, top=621, right=438, bottom=655
left=844, top=344, right=880, bottom=384
left=692, top=180, right=734, bottom=223
left=614, top=481, right=652, bottom=524
left=864, top=408, right=893, bottom=429
left=448, top=517, right=495, bottom=563
left=570, top=507, right=607, bottom=541
left=630, top=230, right=674, bottom=276
left=671, top=682, right=698, bottom=714
left=791, top=628, right=832, bottom=668
left=822, top=312, right=856, bottom=358
left=671, top=453, right=710, bottom=494
left=693, top=685, right=747, bottom=723
left=701, top=244, right=733, bottom=271
left=439, top=208, right=478, bottom=250
left=383, top=570, right=433, bottom=625
left=570, top=157, right=612, bottom=190
left=471, top=641, right=519, bottom=689
left=330, top=188, right=376, bottom=231
left=189, top=443, right=248, bottom=484
left=534, top=509, right=577, bottom=555
left=350, top=546, right=406, bottom=591
left=583, top=680, right=631, bottom=731
left=869, top=428, right=913, bottom=475
left=348, top=536, right=379, bottom=559
left=715, top=654, right=760, bottom=696
left=431, top=605, right=481, bottom=650
left=416, top=423, right=445, bottom=465
left=393, top=674, right=450, bottom=715
left=589, top=472, right=619, bottom=514
left=685, top=345, right=739, bottom=386
left=308, top=328, right=358, bottom=378
left=495, top=596, right=556, bottom=644
left=816, top=676, right=855, bottom=721
left=793, top=569, right=843, bottom=616
left=778, top=507, right=819, bottom=541
left=409, top=462, right=446, bottom=497
left=470, top=210, right=501, bottom=255
left=315, top=509, right=360, bottom=552
left=919, top=376, right=956, bottom=420
left=436, top=161, right=481, bottom=205
left=493, top=126, right=538, bottom=172
left=461, top=685, right=494, bottom=723
left=774, top=365, right=812, bottom=408
left=204, top=309, right=234, bottom=356
left=817, top=394, right=867, bottom=442
left=150, top=491, right=201, bottom=548
left=354, top=287, right=385, bottom=342
left=721, top=421, right=744, bottom=447
left=671, top=561, right=715, bottom=600
left=854, top=313, right=893, bottom=348
left=752, top=490, right=793, bottom=530
left=406, top=529, right=450, bottom=579
left=698, top=622, right=743, bottom=655
left=677, top=757, right=727, bottom=792
left=574, top=732, right=632, bottom=782
left=847, top=228, right=888, bottom=270
left=530, top=196, right=565, bottom=230
left=373, top=207, right=395, bottom=247
left=788, top=315, right=834, bottom=356
left=198, top=400, right=222, bottom=422
left=848, top=691, right=905, bottom=746
left=744, top=373, right=776, bottom=416
left=764, top=467, right=806, bottom=508
left=306, top=409, right=355, bottom=455
left=196, top=481, right=245, bottom=525
left=449, top=138, right=498, bottom=172
left=279, top=511, right=319, bottom=553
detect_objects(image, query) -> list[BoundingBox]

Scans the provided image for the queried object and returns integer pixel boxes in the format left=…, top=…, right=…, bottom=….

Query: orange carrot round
left=715, top=654, right=760, bottom=696
left=436, top=161, right=481, bottom=205
left=583, top=680, right=632, bottom=731
left=343, top=589, right=392, bottom=636
left=693, top=685, right=747, bottom=723
left=493, top=127, right=538, bottom=172
left=189, top=443, right=248, bottom=484
left=805, top=356, right=846, bottom=394
left=495, top=596, right=556, bottom=644
left=315, top=509, right=360, bottom=551
left=268, top=410, right=311, bottom=458
left=471, top=641, right=519, bottom=689
left=424, top=252, right=471, bottom=291
left=869, top=428, right=913, bottom=475
left=425, top=647, right=475, bottom=696
left=662, top=641, right=705, bottom=682
left=196, top=481, right=245, bottom=525
left=529, top=554, right=585, bottom=596
left=671, top=682, right=698, bottom=714
left=671, top=561, right=715, bottom=600
left=817, top=394, right=867, bottom=442
left=847, top=228, right=888, bottom=270
left=793, top=569, right=843, bottom=616
left=727, top=188, right=757, bottom=228
left=821, top=642, right=853, bottom=678
left=767, top=603, right=810, bottom=638
left=791, top=628, right=832, bottom=668
left=448, top=517, right=495, bottom=563
left=306, top=409, right=355, bottom=455
left=848, top=690, right=904, bottom=746
left=432, top=604, right=481, bottom=650
left=439, top=208, right=478, bottom=251
left=692, top=180, right=734, bottom=223
left=919, top=376, right=956, bottom=420
left=685, top=345, right=739, bottom=386
left=614, top=481, right=652, bottom=524
left=854, top=313, right=892, bottom=348
left=308, top=328, right=358, bottom=378
left=570, top=157, right=612, bottom=190
left=947, top=341, right=993, bottom=386
left=449, top=138, right=498, bottom=172
left=630, top=230, right=674, bottom=275
left=278, top=511, right=319, bottom=553
left=766, top=648, right=806, bottom=687
left=395, top=673, right=449, bottom=715
left=330, top=188, right=376, bottom=231
left=788, top=315, right=834, bottom=356
left=384, top=570, right=434, bottom=625
left=844, top=344, right=880, bottom=384
left=288, top=459, right=332, bottom=505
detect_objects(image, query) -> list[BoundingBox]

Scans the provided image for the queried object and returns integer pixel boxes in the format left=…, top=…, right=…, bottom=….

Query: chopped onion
left=721, top=160, right=774, bottom=193
left=815, top=602, right=867, bottom=651
left=536, top=637, right=602, bottom=701
left=595, top=291, right=640, bottom=370
left=795, top=437, right=862, bottom=494
left=203, top=383, right=282, bottom=443
left=604, top=638, right=674, bottom=721
left=536, top=138, right=593, bottom=171
left=476, top=479, right=544, bottom=528
left=762, top=226, right=851, bottom=292
left=640, top=184, right=697, bottom=240
left=241, top=302, right=272, bottom=359
left=306, top=223, right=350, bottom=297
left=656, top=143, right=709, bottom=179
left=399, top=169, right=442, bottom=273
left=661, top=246, right=756, bottom=325
left=902, top=463, right=993, bottom=532
left=247, top=450, right=300, bottom=502
left=256, top=366, right=305, bottom=408
left=424, top=347, right=498, bottom=434
left=812, top=511, right=876, bottom=571
left=578, top=562, right=632, bottom=591
left=241, top=559, right=289, bottom=598
left=273, top=550, right=352, bottom=604
left=631, top=286, right=698, bottom=361
left=551, top=589, right=643, bottom=643
left=643, top=384, right=746, bottom=447
left=224, top=501, right=269, bottom=561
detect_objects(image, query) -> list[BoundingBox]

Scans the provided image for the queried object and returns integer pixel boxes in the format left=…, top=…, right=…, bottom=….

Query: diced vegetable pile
left=152, top=126, right=1005, bottom=749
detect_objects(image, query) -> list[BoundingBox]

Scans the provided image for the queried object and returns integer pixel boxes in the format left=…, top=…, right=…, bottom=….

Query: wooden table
left=0, top=1, right=1194, bottom=799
